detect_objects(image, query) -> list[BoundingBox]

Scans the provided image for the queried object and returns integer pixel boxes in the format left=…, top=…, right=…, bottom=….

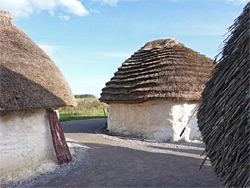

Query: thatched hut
left=197, top=3, right=249, bottom=187
left=0, top=11, right=76, bottom=184
left=100, top=38, right=215, bottom=141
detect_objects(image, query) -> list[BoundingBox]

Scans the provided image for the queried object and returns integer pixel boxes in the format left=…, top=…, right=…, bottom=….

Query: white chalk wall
left=0, top=109, right=57, bottom=185
left=108, top=100, right=201, bottom=142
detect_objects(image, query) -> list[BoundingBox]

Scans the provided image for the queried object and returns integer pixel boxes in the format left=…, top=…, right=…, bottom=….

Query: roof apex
left=141, top=38, right=185, bottom=51
left=0, top=10, right=12, bottom=20
left=0, top=10, right=76, bottom=112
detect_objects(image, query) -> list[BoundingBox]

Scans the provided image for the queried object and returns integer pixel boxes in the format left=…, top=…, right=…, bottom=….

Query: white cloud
left=90, top=8, right=101, bottom=14
left=38, top=44, right=60, bottom=57
left=227, top=0, right=248, bottom=5
left=0, top=0, right=33, bottom=17
left=49, top=10, right=55, bottom=17
left=31, top=0, right=58, bottom=10
left=59, top=0, right=89, bottom=16
left=0, top=0, right=89, bottom=18
left=58, top=14, right=70, bottom=21
left=93, top=0, right=119, bottom=6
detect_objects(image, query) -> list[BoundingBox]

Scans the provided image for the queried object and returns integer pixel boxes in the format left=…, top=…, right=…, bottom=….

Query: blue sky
left=0, top=0, right=247, bottom=97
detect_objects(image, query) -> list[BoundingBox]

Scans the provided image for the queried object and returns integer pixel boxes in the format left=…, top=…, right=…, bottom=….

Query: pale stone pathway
left=34, top=118, right=221, bottom=188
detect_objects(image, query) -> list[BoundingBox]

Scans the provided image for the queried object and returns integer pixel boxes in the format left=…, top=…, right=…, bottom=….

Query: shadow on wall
left=0, top=66, right=69, bottom=185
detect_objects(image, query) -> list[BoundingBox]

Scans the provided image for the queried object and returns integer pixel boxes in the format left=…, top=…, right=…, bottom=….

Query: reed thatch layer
left=0, top=11, right=76, bottom=113
left=197, top=3, right=250, bottom=187
left=100, top=38, right=215, bottom=103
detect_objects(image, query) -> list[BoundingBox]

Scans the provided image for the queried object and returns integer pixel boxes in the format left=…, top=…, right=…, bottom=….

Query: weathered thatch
left=100, top=38, right=215, bottom=103
left=197, top=3, right=249, bottom=187
left=0, top=11, right=76, bottom=113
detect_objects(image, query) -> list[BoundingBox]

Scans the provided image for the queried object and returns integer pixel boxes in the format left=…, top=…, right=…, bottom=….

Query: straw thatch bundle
left=100, top=38, right=215, bottom=104
left=0, top=11, right=76, bottom=113
left=197, top=3, right=250, bottom=187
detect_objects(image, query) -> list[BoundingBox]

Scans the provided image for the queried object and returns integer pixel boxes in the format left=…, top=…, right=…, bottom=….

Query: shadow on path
left=61, top=118, right=106, bottom=134
left=148, top=145, right=205, bottom=155
left=41, top=142, right=221, bottom=188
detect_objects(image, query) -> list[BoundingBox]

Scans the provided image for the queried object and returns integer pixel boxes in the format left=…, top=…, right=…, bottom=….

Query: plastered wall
left=108, top=100, right=201, bottom=142
left=0, top=109, right=57, bottom=185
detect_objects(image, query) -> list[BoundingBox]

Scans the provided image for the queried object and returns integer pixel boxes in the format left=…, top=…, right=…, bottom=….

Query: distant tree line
left=74, top=94, right=96, bottom=98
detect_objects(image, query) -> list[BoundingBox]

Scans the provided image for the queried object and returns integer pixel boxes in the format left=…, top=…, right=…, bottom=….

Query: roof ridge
left=140, top=38, right=185, bottom=51
left=0, top=10, right=12, bottom=20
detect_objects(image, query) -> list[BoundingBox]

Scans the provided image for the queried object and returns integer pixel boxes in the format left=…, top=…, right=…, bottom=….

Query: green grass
left=60, top=115, right=106, bottom=122
left=59, top=97, right=109, bottom=122
left=60, top=111, right=105, bottom=116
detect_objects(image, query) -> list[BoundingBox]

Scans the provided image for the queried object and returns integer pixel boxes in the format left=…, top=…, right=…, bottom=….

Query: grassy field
left=59, top=97, right=108, bottom=122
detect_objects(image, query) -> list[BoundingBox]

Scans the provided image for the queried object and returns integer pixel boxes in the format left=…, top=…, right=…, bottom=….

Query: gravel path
left=4, top=119, right=222, bottom=187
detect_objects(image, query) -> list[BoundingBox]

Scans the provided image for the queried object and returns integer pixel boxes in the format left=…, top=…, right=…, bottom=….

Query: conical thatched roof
left=197, top=3, right=249, bottom=187
left=100, top=38, right=215, bottom=104
left=0, top=11, right=76, bottom=113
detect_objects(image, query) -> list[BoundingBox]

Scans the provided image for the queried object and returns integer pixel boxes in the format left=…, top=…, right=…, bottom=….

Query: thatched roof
left=0, top=11, right=76, bottom=113
left=100, top=38, right=215, bottom=104
left=197, top=3, right=249, bottom=187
